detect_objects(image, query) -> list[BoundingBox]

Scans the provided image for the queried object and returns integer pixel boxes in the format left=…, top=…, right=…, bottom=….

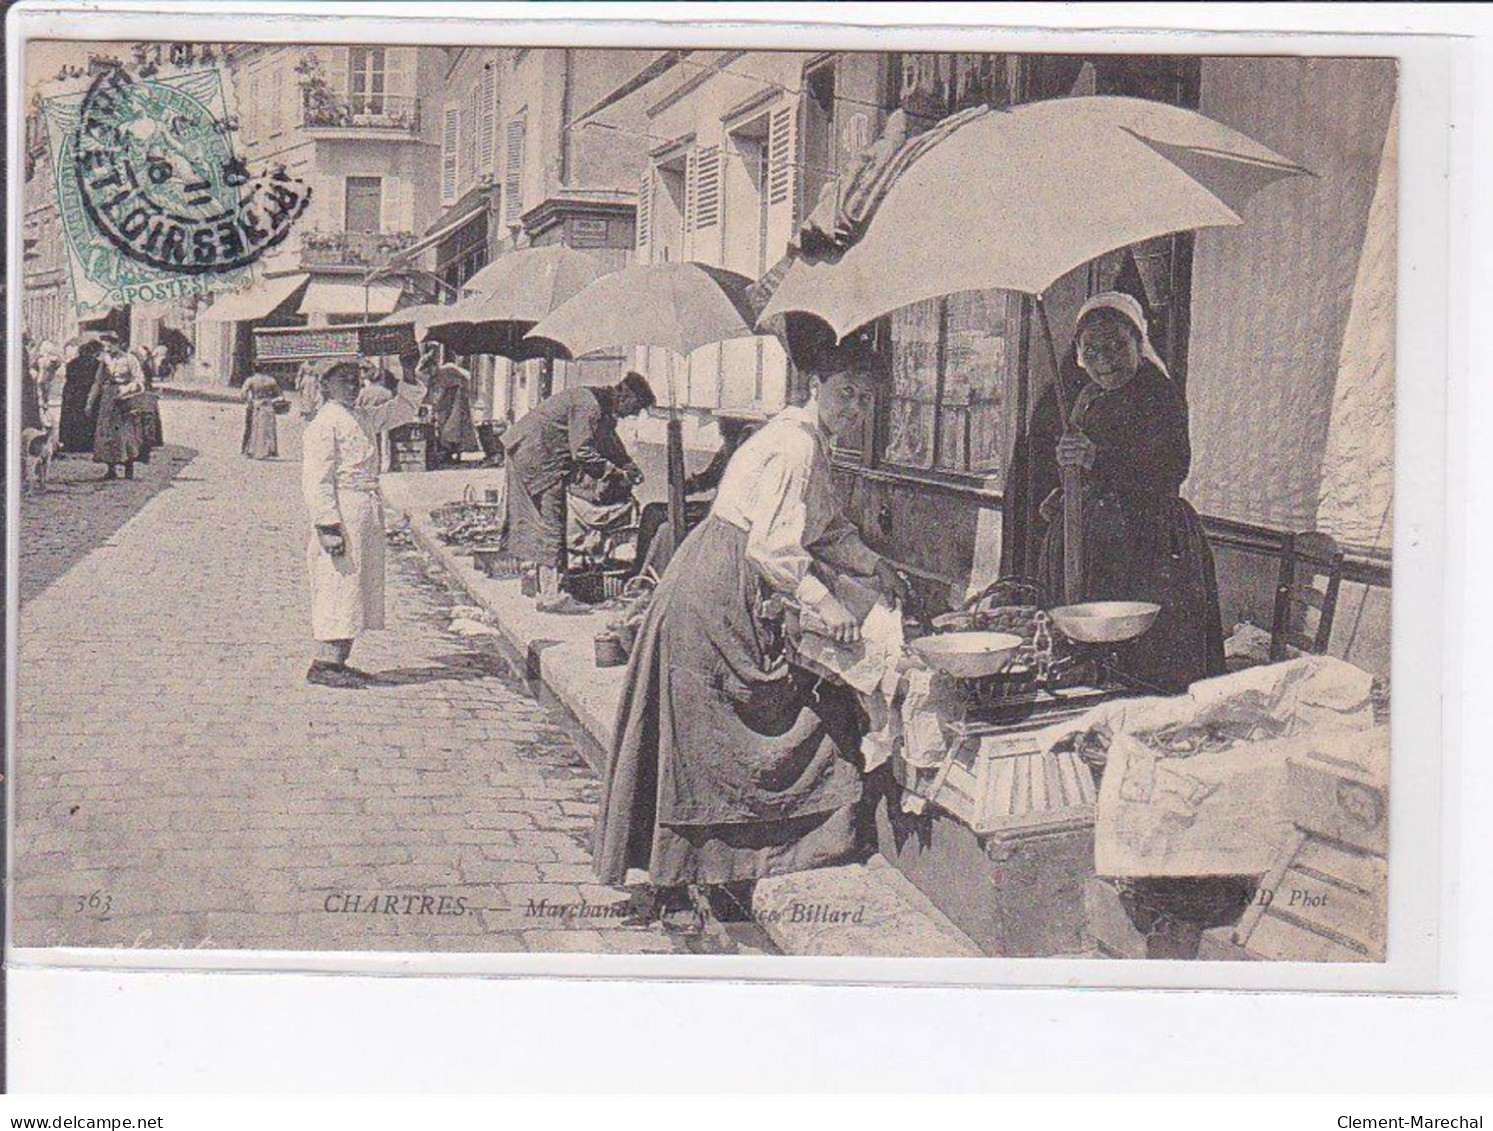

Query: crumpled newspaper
left=1047, top=656, right=1379, bottom=878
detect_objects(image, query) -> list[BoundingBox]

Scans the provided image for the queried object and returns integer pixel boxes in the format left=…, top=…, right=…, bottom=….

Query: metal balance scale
left=899, top=596, right=1162, bottom=837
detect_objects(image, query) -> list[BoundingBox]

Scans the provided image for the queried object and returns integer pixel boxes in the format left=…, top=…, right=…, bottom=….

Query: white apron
left=302, top=389, right=421, bottom=642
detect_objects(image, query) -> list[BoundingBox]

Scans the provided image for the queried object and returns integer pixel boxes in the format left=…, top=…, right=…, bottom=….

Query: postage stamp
left=39, top=61, right=310, bottom=314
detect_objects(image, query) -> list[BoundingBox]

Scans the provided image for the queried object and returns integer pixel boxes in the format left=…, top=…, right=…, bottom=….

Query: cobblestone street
left=12, top=398, right=742, bottom=956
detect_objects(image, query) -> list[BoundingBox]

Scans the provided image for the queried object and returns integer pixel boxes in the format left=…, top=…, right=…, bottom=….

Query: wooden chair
left=1270, top=532, right=1347, bottom=661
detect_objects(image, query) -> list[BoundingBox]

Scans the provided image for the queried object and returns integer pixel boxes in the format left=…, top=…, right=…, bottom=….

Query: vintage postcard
left=6, top=13, right=1425, bottom=987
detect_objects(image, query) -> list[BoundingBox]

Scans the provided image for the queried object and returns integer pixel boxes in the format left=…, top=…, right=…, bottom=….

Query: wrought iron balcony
left=302, top=93, right=421, bottom=136
left=299, top=229, right=422, bottom=269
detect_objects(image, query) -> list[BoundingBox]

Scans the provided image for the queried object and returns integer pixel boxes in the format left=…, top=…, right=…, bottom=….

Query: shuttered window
left=441, top=105, right=459, bottom=204
left=692, top=144, right=721, bottom=230
left=636, top=166, right=653, bottom=258
left=505, top=115, right=526, bottom=225
left=768, top=103, right=795, bottom=209
left=478, top=63, right=497, bottom=173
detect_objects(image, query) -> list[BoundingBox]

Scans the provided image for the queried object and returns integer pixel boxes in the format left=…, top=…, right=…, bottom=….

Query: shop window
left=881, top=290, right=1013, bottom=480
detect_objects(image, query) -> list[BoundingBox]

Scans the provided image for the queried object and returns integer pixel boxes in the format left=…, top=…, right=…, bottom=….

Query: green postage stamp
left=40, top=62, right=310, bottom=314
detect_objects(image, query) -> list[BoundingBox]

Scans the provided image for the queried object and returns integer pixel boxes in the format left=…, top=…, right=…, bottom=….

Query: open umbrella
left=525, top=262, right=760, bottom=360
left=424, top=245, right=615, bottom=366
left=526, top=261, right=765, bottom=568
left=460, top=244, right=611, bottom=308
left=758, top=95, right=1309, bottom=603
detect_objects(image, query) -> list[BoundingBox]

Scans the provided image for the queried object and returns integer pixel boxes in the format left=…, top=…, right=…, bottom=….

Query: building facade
left=594, top=49, right=1395, bottom=673
left=420, top=46, right=655, bottom=423
left=195, top=43, right=445, bottom=384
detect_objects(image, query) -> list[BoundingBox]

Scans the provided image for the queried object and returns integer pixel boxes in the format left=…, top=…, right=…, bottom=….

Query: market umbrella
left=460, top=244, right=611, bottom=309
left=525, top=262, right=761, bottom=360
left=424, top=245, right=615, bottom=366
left=526, top=261, right=766, bottom=568
left=758, top=95, right=1310, bottom=603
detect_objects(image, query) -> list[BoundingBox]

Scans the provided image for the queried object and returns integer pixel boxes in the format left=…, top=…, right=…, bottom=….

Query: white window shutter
left=478, top=64, right=496, bottom=173
left=636, top=166, right=653, bottom=261
left=692, top=144, right=721, bottom=231
left=385, top=46, right=412, bottom=96
left=441, top=106, right=459, bottom=204
left=327, top=47, right=349, bottom=100
left=467, top=83, right=480, bottom=192
left=504, top=116, right=526, bottom=225
left=765, top=98, right=800, bottom=256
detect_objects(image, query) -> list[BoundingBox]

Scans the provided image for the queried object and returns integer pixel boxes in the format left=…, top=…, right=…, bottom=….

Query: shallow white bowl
left=910, top=631, right=1024, bottom=679
left=1048, top=601, right=1161, bottom=644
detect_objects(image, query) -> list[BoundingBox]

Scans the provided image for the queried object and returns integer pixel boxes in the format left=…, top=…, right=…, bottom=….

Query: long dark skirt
left=91, top=385, right=145, bottom=467
left=593, top=516, right=867, bottom=888
left=59, top=370, right=98, bottom=453
left=1039, top=489, right=1225, bottom=693
left=503, top=461, right=566, bottom=569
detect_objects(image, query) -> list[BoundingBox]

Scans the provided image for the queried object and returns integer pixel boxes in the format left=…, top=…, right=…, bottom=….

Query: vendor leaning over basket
left=592, top=356, right=911, bottom=935
left=499, top=371, right=656, bottom=613
left=1019, top=291, right=1226, bottom=693
left=301, top=361, right=426, bottom=689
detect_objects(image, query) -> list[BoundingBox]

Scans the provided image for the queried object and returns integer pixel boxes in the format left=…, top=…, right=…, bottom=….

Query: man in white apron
left=302, top=361, right=426, bottom=688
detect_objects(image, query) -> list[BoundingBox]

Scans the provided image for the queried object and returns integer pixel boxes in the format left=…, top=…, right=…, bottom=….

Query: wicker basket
left=432, top=485, right=505, bottom=539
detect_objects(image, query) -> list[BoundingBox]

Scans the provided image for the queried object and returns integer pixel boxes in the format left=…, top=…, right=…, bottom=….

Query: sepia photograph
left=8, top=26, right=1403, bottom=975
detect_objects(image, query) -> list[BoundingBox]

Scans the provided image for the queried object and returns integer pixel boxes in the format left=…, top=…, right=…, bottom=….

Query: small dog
left=21, top=426, right=56, bottom=494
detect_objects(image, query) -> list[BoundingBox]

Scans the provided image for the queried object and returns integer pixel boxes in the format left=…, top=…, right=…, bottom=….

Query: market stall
left=781, top=577, right=1388, bottom=960
left=252, top=320, right=434, bottom=471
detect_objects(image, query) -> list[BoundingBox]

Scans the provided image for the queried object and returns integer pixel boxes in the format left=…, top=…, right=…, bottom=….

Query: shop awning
left=197, top=273, right=309, bottom=323
left=299, top=281, right=403, bottom=317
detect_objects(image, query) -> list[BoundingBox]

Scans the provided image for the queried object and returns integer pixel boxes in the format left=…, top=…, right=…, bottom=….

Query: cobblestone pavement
left=16, top=433, right=199, bottom=605
left=13, top=398, right=758, bottom=956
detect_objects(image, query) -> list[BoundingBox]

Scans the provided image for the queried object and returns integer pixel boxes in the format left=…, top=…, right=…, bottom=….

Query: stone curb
left=383, top=473, right=984, bottom=959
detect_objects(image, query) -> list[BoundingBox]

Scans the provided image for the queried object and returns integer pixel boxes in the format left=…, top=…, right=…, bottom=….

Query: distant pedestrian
left=242, top=372, right=281, bottom=460
left=301, top=361, right=427, bottom=689
left=86, top=334, right=147, bottom=480
left=59, top=338, right=105, bottom=453
left=297, top=361, right=322, bottom=421
left=422, top=356, right=481, bottom=466
left=131, top=344, right=165, bottom=452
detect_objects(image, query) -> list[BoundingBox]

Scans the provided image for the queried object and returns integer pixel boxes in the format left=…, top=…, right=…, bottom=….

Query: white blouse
left=302, top=383, right=423, bottom=529
left=710, top=402, right=881, bottom=607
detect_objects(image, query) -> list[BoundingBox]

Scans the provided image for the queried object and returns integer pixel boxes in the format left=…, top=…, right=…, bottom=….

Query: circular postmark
left=72, top=64, right=309, bottom=276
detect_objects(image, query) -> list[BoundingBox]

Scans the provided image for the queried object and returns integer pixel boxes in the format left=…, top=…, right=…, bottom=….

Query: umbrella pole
left=664, top=411, right=686, bottom=567
left=1035, top=294, right=1082, bottom=606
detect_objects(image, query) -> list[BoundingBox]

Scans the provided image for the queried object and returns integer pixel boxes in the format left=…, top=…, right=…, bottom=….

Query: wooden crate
left=880, top=716, right=1099, bottom=956
left=388, top=423, right=435, bottom=472
left=893, top=730, right=1097, bottom=838
left=1198, top=830, right=1386, bottom=962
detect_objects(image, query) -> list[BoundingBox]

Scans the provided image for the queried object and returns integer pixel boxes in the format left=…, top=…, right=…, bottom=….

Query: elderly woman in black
left=1026, top=291, right=1225, bottom=693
